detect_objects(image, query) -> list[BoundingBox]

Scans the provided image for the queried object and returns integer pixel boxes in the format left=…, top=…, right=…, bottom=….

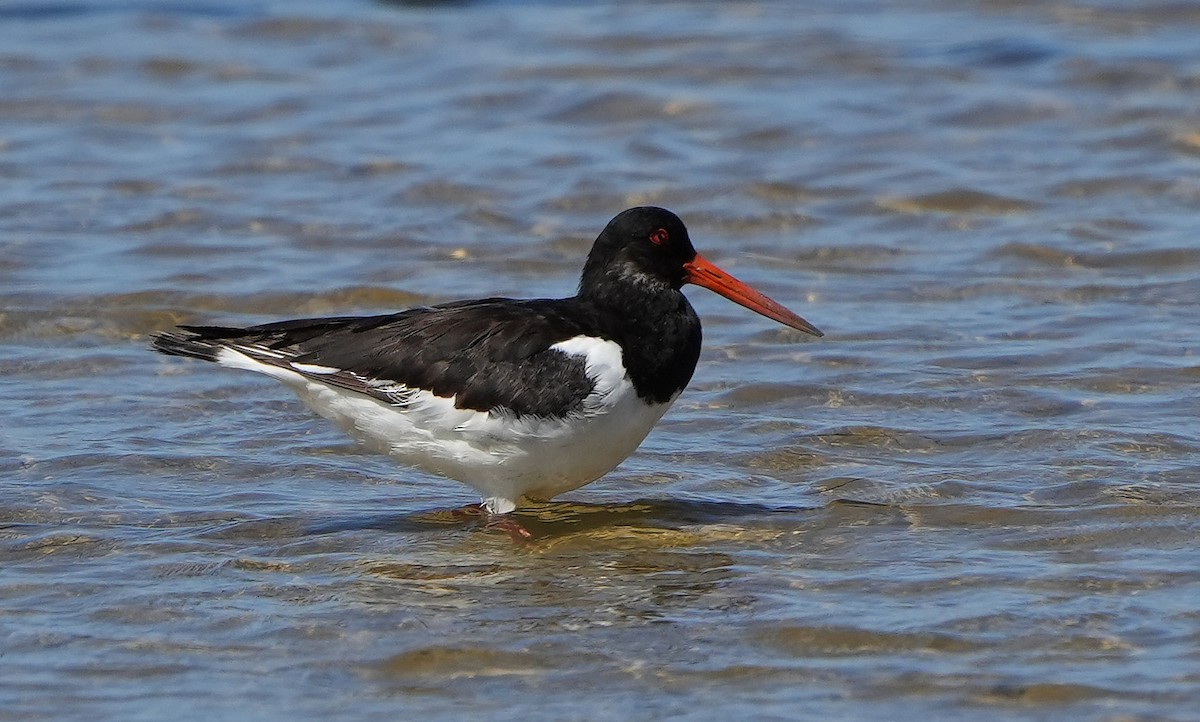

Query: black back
left=154, top=207, right=705, bottom=418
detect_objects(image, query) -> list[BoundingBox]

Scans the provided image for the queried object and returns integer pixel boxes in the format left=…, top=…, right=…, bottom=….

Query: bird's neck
left=577, top=277, right=702, bottom=404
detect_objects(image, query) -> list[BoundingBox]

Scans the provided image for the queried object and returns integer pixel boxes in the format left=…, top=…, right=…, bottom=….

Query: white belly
left=215, top=336, right=675, bottom=513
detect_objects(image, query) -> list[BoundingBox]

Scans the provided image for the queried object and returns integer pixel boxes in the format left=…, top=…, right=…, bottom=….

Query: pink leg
left=483, top=515, right=534, bottom=541
left=448, top=502, right=533, bottom=541
left=449, top=502, right=485, bottom=520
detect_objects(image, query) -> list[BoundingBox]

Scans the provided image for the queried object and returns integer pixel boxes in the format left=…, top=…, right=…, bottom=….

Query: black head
left=579, top=206, right=697, bottom=297
left=578, top=206, right=823, bottom=336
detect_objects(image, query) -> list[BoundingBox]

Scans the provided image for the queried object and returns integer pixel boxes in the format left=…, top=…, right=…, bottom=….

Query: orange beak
left=683, top=254, right=822, bottom=337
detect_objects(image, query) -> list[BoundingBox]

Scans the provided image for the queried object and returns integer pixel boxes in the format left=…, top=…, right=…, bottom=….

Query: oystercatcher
left=153, top=207, right=821, bottom=533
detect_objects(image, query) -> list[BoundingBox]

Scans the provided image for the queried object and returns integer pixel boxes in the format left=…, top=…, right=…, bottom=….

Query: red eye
left=649, top=228, right=669, bottom=245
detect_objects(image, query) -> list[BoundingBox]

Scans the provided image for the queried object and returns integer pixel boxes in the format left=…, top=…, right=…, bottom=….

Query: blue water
left=2, top=1, right=1199, bottom=720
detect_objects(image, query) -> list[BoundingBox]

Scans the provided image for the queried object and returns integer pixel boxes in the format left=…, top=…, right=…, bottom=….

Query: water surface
left=2, top=1, right=1199, bottom=719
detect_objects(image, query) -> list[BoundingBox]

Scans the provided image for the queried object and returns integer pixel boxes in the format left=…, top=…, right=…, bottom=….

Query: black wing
left=153, top=298, right=607, bottom=418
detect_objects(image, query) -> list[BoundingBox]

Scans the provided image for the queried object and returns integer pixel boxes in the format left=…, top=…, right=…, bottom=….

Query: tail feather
left=152, top=330, right=225, bottom=362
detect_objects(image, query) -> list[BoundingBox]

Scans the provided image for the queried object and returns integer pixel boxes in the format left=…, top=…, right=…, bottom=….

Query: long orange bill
left=683, top=253, right=823, bottom=337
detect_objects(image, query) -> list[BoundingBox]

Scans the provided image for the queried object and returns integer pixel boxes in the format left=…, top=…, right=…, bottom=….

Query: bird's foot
left=483, top=514, right=534, bottom=542
left=448, top=503, right=533, bottom=541
left=449, top=502, right=486, bottom=520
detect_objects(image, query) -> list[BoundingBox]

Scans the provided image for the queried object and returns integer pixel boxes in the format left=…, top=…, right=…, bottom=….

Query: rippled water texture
left=3, top=1, right=1199, bottom=719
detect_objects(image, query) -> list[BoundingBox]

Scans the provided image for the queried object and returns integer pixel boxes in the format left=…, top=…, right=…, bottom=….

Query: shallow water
left=2, top=0, right=1199, bottom=719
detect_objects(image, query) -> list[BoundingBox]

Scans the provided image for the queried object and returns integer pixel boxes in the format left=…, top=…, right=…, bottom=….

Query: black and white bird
left=153, top=207, right=821, bottom=531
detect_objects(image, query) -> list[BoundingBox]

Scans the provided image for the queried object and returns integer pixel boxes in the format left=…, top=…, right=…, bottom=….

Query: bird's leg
left=449, top=502, right=486, bottom=520
left=483, top=514, right=534, bottom=541
left=448, top=502, right=532, bottom=540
